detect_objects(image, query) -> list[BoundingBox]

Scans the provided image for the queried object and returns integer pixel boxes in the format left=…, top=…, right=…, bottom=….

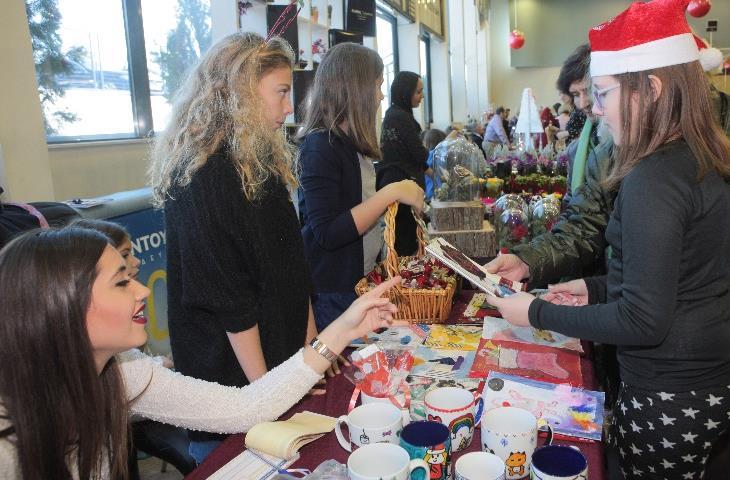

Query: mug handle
left=334, top=415, right=352, bottom=452
left=537, top=418, right=553, bottom=446
left=409, top=458, right=430, bottom=478
left=473, top=395, right=485, bottom=427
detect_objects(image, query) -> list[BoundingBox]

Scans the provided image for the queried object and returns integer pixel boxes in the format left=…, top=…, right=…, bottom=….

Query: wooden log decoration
left=427, top=221, right=497, bottom=258
left=430, top=200, right=485, bottom=232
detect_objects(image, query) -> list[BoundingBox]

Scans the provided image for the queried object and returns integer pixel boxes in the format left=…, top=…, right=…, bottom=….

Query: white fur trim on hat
left=590, top=33, right=699, bottom=77
left=699, top=46, right=723, bottom=72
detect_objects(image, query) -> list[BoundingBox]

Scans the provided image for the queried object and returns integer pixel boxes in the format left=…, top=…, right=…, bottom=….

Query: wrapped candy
left=346, top=345, right=415, bottom=399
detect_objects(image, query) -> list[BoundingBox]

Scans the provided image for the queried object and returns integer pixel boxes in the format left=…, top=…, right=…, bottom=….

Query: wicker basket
left=355, top=203, right=456, bottom=324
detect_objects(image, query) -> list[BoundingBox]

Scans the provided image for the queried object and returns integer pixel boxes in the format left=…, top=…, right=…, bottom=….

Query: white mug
left=335, top=403, right=403, bottom=452
left=455, top=452, right=506, bottom=480
left=480, top=407, right=553, bottom=480
left=361, top=391, right=411, bottom=425
left=347, top=443, right=429, bottom=480
left=425, top=386, right=484, bottom=452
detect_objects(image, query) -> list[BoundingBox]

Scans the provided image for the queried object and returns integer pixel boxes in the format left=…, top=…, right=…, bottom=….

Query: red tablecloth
left=186, top=292, right=606, bottom=479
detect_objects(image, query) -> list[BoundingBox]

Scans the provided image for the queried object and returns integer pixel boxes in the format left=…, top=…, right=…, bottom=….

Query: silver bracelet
left=309, top=337, right=337, bottom=363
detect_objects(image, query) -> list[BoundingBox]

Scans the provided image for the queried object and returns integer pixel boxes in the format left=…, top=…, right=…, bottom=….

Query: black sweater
left=165, top=152, right=311, bottom=391
left=380, top=104, right=429, bottom=190
left=530, top=140, right=730, bottom=391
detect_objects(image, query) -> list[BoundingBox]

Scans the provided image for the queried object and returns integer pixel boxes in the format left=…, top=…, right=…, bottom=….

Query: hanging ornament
left=687, top=0, right=711, bottom=18
left=509, top=30, right=525, bottom=49
left=723, top=58, right=730, bottom=75
left=509, top=0, right=524, bottom=50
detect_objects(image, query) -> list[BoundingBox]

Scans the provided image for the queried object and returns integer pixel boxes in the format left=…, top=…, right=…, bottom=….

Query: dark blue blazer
left=298, top=130, right=365, bottom=293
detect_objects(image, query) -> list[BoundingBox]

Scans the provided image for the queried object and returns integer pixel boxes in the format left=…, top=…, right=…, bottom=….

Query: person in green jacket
left=486, top=44, right=614, bottom=288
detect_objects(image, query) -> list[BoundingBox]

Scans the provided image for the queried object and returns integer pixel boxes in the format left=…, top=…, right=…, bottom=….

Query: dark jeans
left=129, top=420, right=196, bottom=476
left=312, top=292, right=358, bottom=331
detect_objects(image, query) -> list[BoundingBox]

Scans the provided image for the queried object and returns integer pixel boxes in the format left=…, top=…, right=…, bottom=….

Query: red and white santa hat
left=693, top=34, right=723, bottom=72
left=589, top=0, right=700, bottom=77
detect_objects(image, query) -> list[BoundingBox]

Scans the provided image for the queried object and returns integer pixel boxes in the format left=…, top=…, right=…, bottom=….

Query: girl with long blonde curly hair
left=148, top=32, right=320, bottom=463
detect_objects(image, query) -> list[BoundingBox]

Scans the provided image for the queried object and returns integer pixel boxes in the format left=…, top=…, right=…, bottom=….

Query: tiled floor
left=138, top=457, right=184, bottom=480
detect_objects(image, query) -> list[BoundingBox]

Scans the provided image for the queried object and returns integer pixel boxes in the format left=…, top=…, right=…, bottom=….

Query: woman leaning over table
left=0, top=227, right=403, bottom=480
left=490, top=1, right=730, bottom=478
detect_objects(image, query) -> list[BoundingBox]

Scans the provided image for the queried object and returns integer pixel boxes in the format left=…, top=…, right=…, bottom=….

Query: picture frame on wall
left=344, top=0, right=376, bottom=36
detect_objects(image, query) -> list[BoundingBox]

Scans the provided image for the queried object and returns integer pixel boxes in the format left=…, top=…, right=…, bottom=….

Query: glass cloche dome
left=432, top=135, right=489, bottom=202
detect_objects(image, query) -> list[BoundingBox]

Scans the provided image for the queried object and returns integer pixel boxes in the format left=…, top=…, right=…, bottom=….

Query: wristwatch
left=309, top=337, right=337, bottom=363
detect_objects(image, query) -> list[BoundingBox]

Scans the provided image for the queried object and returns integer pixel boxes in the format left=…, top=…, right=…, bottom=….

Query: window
left=419, top=32, right=432, bottom=126
left=26, top=0, right=211, bottom=143
left=376, top=9, right=398, bottom=119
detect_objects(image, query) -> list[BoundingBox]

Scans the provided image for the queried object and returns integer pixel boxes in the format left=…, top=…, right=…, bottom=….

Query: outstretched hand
left=484, top=254, right=530, bottom=282
left=542, top=279, right=588, bottom=306
left=333, top=276, right=406, bottom=342
left=488, top=291, right=536, bottom=327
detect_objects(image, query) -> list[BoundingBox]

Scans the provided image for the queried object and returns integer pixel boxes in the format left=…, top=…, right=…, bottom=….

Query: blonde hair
left=149, top=32, right=296, bottom=205
left=297, top=42, right=383, bottom=158
left=605, top=61, right=730, bottom=189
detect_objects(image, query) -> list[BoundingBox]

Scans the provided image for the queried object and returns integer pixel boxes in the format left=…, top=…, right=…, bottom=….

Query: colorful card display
left=468, top=338, right=583, bottom=386
left=350, top=325, right=429, bottom=347
left=410, top=346, right=476, bottom=380
left=482, top=372, right=605, bottom=441
left=424, top=325, right=483, bottom=351
left=480, top=311, right=583, bottom=353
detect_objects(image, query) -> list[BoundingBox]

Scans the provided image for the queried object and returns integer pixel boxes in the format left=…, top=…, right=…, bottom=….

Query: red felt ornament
left=509, top=29, right=525, bottom=50
left=687, top=0, right=711, bottom=18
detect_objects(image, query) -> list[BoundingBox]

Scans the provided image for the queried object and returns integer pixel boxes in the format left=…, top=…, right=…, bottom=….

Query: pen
left=246, top=448, right=289, bottom=475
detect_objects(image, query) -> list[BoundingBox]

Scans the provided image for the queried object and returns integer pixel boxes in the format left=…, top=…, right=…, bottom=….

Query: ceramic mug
left=425, top=386, right=484, bottom=452
left=399, top=420, right=452, bottom=480
left=361, top=391, right=411, bottom=425
left=530, top=445, right=588, bottom=480
left=347, top=443, right=429, bottom=480
left=335, top=403, right=403, bottom=452
left=480, top=407, right=553, bottom=480
left=455, top=451, right=506, bottom=480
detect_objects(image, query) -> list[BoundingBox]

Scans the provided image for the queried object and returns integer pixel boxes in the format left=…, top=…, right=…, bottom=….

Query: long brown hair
left=297, top=42, right=384, bottom=158
left=0, top=228, right=129, bottom=479
left=149, top=32, right=297, bottom=206
left=605, top=61, right=730, bottom=189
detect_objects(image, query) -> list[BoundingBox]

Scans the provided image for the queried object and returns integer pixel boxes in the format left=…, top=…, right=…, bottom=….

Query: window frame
left=419, top=30, right=433, bottom=126
left=41, top=0, right=172, bottom=144
left=376, top=7, right=399, bottom=74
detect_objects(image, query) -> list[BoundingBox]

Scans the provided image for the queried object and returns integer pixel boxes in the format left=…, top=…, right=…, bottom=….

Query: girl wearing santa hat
left=491, top=0, right=730, bottom=478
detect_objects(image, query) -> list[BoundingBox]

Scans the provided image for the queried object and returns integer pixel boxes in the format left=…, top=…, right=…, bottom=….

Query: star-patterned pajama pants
left=608, top=381, right=730, bottom=479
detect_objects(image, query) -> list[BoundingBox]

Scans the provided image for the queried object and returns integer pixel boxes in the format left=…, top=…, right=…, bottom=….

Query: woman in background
left=378, top=71, right=430, bottom=256
left=297, top=44, right=423, bottom=331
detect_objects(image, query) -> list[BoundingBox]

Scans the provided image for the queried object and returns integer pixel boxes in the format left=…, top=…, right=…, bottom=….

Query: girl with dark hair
left=491, top=1, right=730, bottom=477
left=378, top=71, right=430, bottom=256
left=71, top=219, right=196, bottom=476
left=0, top=227, right=403, bottom=479
left=297, top=44, right=424, bottom=331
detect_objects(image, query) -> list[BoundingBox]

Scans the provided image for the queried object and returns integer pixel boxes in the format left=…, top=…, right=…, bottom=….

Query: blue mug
left=530, top=445, right=588, bottom=480
left=399, top=420, right=451, bottom=480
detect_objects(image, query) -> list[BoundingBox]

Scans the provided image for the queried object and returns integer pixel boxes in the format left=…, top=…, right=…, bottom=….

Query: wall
left=488, top=0, right=561, bottom=113
left=0, top=0, right=54, bottom=201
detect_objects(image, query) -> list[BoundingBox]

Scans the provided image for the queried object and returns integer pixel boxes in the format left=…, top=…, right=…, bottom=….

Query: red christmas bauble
left=687, top=0, right=711, bottom=18
left=509, top=30, right=525, bottom=50
left=723, top=59, right=730, bottom=75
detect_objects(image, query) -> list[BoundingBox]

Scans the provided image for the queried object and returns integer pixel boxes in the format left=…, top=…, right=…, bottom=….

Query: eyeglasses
left=592, top=83, right=620, bottom=111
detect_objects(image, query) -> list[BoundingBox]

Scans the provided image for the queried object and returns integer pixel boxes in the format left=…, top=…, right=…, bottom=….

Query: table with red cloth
left=186, top=291, right=607, bottom=479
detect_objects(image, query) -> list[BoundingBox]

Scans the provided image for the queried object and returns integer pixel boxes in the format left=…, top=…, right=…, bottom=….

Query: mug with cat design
left=480, top=406, right=553, bottom=480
